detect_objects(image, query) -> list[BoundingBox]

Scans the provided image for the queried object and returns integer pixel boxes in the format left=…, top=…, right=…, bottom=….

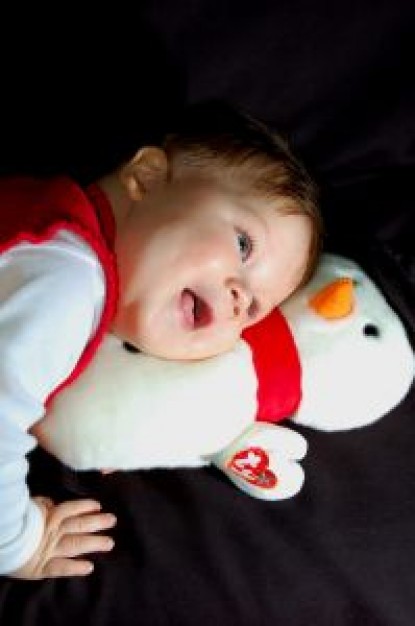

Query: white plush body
left=38, top=340, right=257, bottom=470
left=36, top=254, right=414, bottom=473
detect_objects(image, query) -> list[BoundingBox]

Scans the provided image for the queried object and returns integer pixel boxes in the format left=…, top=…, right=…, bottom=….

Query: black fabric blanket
left=0, top=2, right=414, bottom=624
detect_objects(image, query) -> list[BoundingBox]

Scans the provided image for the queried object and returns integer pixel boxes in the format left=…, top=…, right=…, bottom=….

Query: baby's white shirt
left=0, top=229, right=105, bottom=574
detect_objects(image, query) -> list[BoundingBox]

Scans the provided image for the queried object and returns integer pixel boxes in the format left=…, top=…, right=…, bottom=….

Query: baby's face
left=112, top=178, right=311, bottom=360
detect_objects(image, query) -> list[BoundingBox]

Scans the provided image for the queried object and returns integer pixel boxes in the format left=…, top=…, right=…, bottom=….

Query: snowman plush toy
left=34, top=254, right=415, bottom=501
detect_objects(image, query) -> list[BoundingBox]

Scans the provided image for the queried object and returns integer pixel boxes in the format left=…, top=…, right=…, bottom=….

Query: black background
left=0, top=2, right=414, bottom=624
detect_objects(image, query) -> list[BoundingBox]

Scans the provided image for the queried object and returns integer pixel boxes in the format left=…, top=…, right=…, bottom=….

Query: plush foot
left=209, top=423, right=307, bottom=500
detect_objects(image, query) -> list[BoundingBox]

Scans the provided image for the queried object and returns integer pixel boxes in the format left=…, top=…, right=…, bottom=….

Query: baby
left=0, top=100, right=322, bottom=579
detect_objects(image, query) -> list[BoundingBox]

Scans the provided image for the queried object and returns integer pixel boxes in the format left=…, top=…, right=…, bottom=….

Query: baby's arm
left=0, top=231, right=115, bottom=578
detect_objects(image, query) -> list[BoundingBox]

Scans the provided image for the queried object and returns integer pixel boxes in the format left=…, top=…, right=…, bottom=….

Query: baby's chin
left=140, top=337, right=239, bottom=362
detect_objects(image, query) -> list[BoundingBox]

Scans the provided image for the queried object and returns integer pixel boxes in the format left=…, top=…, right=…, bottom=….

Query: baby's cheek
left=194, top=327, right=241, bottom=359
left=111, top=301, right=141, bottom=344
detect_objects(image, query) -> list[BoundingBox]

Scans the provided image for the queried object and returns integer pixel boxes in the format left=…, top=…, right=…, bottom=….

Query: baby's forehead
left=169, top=177, right=310, bottom=236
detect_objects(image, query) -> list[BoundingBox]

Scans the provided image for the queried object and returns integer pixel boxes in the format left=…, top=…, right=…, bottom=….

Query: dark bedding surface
left=0, top=2, right=414, bottom=625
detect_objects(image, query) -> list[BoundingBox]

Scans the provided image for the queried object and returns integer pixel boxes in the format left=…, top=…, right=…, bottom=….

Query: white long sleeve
left=0, top=230, right=105, bottom=574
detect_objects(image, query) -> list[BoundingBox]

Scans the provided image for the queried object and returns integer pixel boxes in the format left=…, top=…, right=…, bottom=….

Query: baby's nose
left=226, top=278, right=252, bottom=320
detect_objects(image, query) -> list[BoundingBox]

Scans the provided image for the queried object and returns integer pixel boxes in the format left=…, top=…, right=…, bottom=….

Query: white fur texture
left=38, top=339, right=257, bottom=470
left=284, top=254, right=414, bottom=430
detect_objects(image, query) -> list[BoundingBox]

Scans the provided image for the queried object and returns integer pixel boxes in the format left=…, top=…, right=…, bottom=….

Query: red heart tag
left=227, top=446, right=278, bottom=489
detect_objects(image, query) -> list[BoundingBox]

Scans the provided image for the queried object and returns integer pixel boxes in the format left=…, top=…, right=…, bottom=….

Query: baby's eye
left=236, top=230, right=253, bottom=262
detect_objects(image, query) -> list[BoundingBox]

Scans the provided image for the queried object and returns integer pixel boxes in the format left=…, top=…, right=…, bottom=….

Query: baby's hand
left=10, top=496, right=116, bottom=580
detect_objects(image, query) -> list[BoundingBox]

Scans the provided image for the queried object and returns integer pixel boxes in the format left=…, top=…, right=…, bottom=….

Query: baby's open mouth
left=180, top=289, right=212, bottom=329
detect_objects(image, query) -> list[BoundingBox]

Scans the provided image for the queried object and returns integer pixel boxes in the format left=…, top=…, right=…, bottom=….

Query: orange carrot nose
left=308, top=277, right=355, bottom=319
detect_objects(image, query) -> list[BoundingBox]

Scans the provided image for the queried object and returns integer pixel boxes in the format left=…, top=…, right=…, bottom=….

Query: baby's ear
left=119, top=146, right=169, bottom=199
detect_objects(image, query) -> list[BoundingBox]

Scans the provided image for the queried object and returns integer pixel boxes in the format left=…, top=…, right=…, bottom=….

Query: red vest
left=0, top=176, right=119, bottom=405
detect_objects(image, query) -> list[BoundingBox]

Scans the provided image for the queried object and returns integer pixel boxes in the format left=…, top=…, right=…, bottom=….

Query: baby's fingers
left=62, top=512, right=117, bottom=535
left=43, top=557, right=94, bottom=578
left=57, top=533, right=114, bottom=559
left=52, top=499, right=103, bottom=525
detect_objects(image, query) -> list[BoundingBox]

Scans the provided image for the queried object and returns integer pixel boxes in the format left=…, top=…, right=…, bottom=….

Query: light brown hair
left=163, top=100, right=322, bottom=287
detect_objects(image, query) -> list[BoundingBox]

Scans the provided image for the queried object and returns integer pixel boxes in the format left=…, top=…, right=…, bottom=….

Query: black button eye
left=363, top=324, right=380, bottom=338
left=123, top=342, right=141, bottom=353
